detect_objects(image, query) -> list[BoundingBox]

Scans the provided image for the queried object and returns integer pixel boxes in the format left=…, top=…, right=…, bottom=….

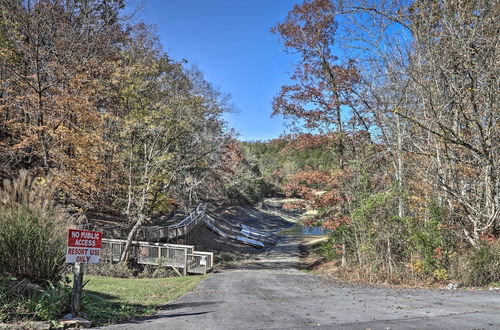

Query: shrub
left=452, top=240, right=500, bottom=286
left=0, top=277, right=71, bottom=322
left=406, top=201, right=455, bottom=279
left=0, top=170, right=71, bottom=284
left=314, top=238, right=339, bottom=261
left=86, top=260, right=134, bottom=278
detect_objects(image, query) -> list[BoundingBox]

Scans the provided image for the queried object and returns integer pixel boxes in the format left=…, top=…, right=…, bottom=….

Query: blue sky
left=131, top=0, right=304, bottom=141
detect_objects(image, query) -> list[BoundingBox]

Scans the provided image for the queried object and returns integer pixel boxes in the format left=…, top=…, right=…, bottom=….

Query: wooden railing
left=101, top=238, right=213, bottom=275
left=100, top=204, right=213, bottom=275
left=97, top=203, right=273, bottom=275
left=82, top=204, right=207, bottom=242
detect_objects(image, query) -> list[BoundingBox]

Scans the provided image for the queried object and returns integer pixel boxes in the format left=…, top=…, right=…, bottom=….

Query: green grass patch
left=81, top=275, right=205, bottom=326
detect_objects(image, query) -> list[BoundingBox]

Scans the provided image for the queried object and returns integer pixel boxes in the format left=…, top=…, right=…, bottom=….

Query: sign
left=66, top=229, right=102, bottom=263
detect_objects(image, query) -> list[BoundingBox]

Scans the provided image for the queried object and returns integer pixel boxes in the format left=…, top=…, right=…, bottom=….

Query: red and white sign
left=66, top=229, right=102, bottom=263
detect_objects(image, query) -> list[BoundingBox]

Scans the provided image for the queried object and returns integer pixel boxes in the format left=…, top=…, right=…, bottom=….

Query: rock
left=0, top=321, right=50, bottom=329
left=25, top=282, right=42, bottom=292
left=62, top=313, right=74, bottom=320
left=58, top=317, right=92, bottom=328
left=444, top=283, right=458, bottom=290
left=8, top=279, right=42, bottom=294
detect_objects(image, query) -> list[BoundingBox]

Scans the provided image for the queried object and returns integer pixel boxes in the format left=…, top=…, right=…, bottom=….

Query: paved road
left=102, top=235, right=500, bottom=329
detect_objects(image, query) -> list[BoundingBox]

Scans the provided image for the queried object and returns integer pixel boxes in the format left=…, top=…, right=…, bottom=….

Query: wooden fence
left=101, top=238, right=213, bottom=275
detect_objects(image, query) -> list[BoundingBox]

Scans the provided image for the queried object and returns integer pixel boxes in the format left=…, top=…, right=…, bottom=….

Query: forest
left=0, top=0, right=269, bottom=215
left=0, top=0, right=498, bottom=316
left=244, top=0, right=499, bottom=285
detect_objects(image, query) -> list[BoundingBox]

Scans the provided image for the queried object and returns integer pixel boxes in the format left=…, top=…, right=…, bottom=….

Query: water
left=279, top=223, right=327, bottom=236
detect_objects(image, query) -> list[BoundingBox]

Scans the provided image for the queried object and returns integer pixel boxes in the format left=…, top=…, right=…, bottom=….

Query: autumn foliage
left=0, top=1, right=256, bottom=218
left=255, top=0, right=500, bottom=285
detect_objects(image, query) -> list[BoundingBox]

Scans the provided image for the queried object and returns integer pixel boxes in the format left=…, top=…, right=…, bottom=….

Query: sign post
left=71, top=262, right=84, bottom=316
left=66, top=229, right=102, bottom=316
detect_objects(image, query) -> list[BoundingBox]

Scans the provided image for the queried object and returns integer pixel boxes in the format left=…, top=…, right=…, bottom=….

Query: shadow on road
left=159, top=301, right=224, bottom=311
left=124, top=301, right=225, bottom=324
left=135, top=311, right=213, bottom=321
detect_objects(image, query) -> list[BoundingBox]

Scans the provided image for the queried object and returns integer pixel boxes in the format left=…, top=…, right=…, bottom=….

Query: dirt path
left=102, top=207, right=500, bottom=330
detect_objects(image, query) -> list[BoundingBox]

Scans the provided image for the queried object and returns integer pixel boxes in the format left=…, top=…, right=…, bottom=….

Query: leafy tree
left=0, top=0, right=125, bottom=206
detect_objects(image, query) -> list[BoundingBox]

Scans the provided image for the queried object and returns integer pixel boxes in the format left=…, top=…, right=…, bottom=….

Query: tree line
left=246, top=0, right=499, bottom=284
left=0, top=0, right=268, bottom=225
left=0, top=0, right=498, bottom=285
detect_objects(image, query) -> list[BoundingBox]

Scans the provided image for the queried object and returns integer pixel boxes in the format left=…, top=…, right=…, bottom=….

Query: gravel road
left=102, top=232, right=500, bottom=330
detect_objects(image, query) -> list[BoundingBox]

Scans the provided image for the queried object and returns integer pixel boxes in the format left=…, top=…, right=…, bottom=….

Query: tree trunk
left=396, top=115, right=405, bottom=218
left=120, top=150, right=151, bottom=262
left=341, top=243, right=347, bottom=267
left=126, top=147, right=134, bottom=216
left=119, top=212, right=145, bottom=262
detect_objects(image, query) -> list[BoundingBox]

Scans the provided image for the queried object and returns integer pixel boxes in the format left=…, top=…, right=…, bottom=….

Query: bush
left=0, top=277, right=71, bottom=322
left=406, top=201, right=455, bottom=280
left=0, top=170, right=71, bottom=284
left=452, top=240, right=500, bottom=286
left=314, top=238, right=339, bottom=261
left=86, top=259, right=134, bottom=278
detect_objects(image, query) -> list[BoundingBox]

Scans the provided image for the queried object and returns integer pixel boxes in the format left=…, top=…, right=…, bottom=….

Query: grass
left=81, top=275, right=205, bottom=326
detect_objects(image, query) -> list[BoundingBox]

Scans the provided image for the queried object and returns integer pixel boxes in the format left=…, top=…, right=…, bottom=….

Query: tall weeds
left=0, top=170, right=71, bottom=284
left=452, top=241, right=500, bottom=286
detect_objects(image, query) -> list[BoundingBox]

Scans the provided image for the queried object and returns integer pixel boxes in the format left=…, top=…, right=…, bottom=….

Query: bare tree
left=337, top=0, right=499, bottom=246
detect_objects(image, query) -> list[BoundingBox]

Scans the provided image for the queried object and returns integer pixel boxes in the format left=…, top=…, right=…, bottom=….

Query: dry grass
left=0, top=170, right=72, bottom=284
left=300, top=237, right=440, bottom=289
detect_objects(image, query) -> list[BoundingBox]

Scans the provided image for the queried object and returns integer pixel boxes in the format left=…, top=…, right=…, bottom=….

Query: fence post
left=183, top=250, right=188, bottom=276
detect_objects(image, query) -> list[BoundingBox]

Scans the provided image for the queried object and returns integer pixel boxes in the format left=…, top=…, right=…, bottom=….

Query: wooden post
left=183, top=251, right=188, bottom=276
left=71, top=263, right=85, bottom=316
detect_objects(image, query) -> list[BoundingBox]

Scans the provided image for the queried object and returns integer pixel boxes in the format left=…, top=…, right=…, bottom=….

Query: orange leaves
left=283, top=169, right=331, bottom=199
left=322, top=215, right=351, bottom=231
left=271, top=0, right=360, bottom=132
left=479, top=234, right=497, bottom=244
left=281, top=133, right=333, bottom=152
left=432, top=247, right=444, bottom=260
left=271, top=0, right=336, bottom=57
